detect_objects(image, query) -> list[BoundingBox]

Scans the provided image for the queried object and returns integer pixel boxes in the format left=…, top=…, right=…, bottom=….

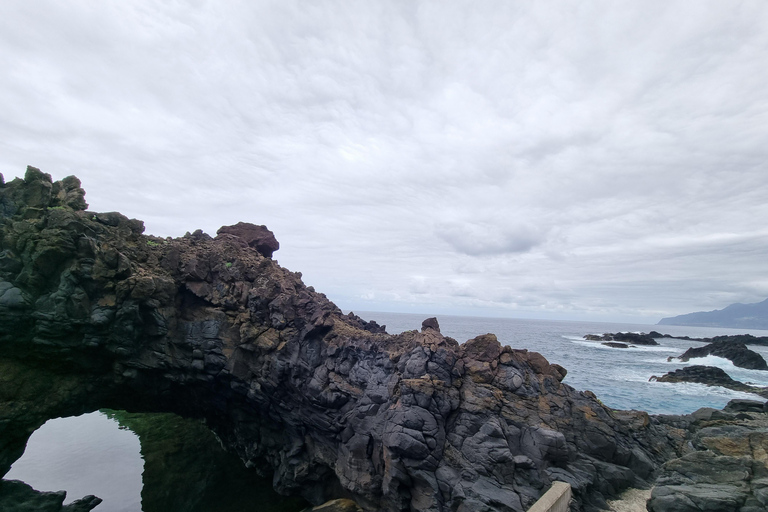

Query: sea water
left=6, top=313, right=768, bottom=510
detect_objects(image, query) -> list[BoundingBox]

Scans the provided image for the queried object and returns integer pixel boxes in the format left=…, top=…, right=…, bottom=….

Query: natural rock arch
left=1, top=168, right=676, bottom=511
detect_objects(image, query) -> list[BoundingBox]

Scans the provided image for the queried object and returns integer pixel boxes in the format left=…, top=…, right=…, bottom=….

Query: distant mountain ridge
left=658, top=298, right=768, bottom=330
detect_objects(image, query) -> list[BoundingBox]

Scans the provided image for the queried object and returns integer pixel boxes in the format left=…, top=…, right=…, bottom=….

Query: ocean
left=6, top=312, right=768, bottom=511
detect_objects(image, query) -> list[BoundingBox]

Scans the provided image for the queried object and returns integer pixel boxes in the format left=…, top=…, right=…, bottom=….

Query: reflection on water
left=3, top=411, right=308, bottom=512
left=5, top=412, right=143, bottom=511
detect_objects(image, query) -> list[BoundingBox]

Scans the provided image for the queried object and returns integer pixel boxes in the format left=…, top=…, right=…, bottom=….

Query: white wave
left=564, top=337, right=680, bottom=353
left=676, top=355, right=768, bottom=384
left=648, top=380, right=766, bottom=402
left=607, top=368, right=659, bottom=383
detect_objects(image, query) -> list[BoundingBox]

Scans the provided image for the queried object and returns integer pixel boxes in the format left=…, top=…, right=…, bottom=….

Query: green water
left=4, top=410, right=308, bottom=512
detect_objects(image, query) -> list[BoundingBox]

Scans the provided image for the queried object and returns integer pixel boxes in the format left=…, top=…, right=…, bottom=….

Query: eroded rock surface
left=648, top=403, right=768, bottom=512
left=0, top=168, right=680, bottom=511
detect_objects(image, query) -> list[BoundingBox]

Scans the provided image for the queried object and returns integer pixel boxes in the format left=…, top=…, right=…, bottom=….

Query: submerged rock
left=0, top=479, right=101, bottom=512
left=602, top=342, right=631, bottom=349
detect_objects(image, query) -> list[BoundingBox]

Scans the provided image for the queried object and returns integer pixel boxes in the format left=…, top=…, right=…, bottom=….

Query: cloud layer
left=2, top=1, right=768, bottom=323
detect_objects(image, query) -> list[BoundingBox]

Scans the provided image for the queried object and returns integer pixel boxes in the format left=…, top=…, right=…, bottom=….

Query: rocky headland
left=0, top=166, right=765, bottom=512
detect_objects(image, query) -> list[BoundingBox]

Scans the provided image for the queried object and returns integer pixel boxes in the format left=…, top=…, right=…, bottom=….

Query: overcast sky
left=2, top=1, right=768, bottom=324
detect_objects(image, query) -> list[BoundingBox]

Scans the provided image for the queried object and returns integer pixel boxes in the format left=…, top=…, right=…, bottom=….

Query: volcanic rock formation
left=1, top=167, right=680, bottom=511
left=672, top=340, right=768, bottom=370
left=649, top=366, right=768, bottom=399
left=648, top=401, right=768, bottom=512
left=583, top=332, right=659, bottom=346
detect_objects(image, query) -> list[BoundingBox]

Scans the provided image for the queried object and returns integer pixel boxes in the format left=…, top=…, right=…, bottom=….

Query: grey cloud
left=2, top=1, right=768, bottom=322
left=437, top=222, right=544, bottom=256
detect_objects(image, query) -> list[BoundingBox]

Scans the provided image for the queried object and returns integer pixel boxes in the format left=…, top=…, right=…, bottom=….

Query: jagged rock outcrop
left=649, top=366, right=768, bottom=399
left=672, top=341, right=768, bottom=370
left=343, top=312, right=387, bottom=334
left=0, top=167, right=680, bottom=511
left=583, top=332, right=658, bottom=346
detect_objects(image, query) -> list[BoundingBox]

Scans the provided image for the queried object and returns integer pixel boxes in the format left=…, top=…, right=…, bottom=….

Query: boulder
left=216, top=222, right=279, bottom=258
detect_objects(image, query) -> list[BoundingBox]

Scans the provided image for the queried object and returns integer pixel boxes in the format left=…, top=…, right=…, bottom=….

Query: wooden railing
left=527, top=481, right=572, bottom=512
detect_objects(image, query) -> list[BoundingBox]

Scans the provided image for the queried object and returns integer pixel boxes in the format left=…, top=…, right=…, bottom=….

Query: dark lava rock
left=584, top=332, right=658, bottom=346
left=648, top=331, right=704, bottom=341
left=602, top=342, right=630, bottom=349
left=674, top=341, right=768, bottom=370
left=649, top=366, right=768, bottom=399
left=421, top=317, right=440, bottom=332
left=0, top=479, right=102, bottom=512
left=707, top=334, right=768, bottom=347
left=648, top=414, right=768, bottom=512
left=343, top=312, right=387, bottom=334
left=0, top=167, right=687, bottom=512
left=723, top=399, right=766, bottom=414
left=216, top=222, right=279, bottom=258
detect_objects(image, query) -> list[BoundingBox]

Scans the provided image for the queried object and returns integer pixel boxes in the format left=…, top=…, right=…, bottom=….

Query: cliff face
left=0, top=167, right=677, bottom=511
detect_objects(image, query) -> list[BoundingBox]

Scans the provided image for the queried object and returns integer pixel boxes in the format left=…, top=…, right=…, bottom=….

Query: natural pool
left=4, top=410, right=308, bottom=512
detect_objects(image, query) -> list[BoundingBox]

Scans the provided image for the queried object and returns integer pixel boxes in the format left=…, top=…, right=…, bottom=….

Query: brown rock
left=462, top=333, right=502, bottom=362
left=216, top=222, right=279, bottom=258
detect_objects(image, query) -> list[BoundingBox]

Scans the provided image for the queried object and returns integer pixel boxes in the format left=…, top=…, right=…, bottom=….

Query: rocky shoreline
left=0, top=167, right=766, bottom=511
left=647, top=400, right=768, bottom=511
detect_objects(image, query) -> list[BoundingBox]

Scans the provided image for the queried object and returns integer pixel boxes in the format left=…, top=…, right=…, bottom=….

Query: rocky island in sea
left=2, top=167, right=768, bottom=511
